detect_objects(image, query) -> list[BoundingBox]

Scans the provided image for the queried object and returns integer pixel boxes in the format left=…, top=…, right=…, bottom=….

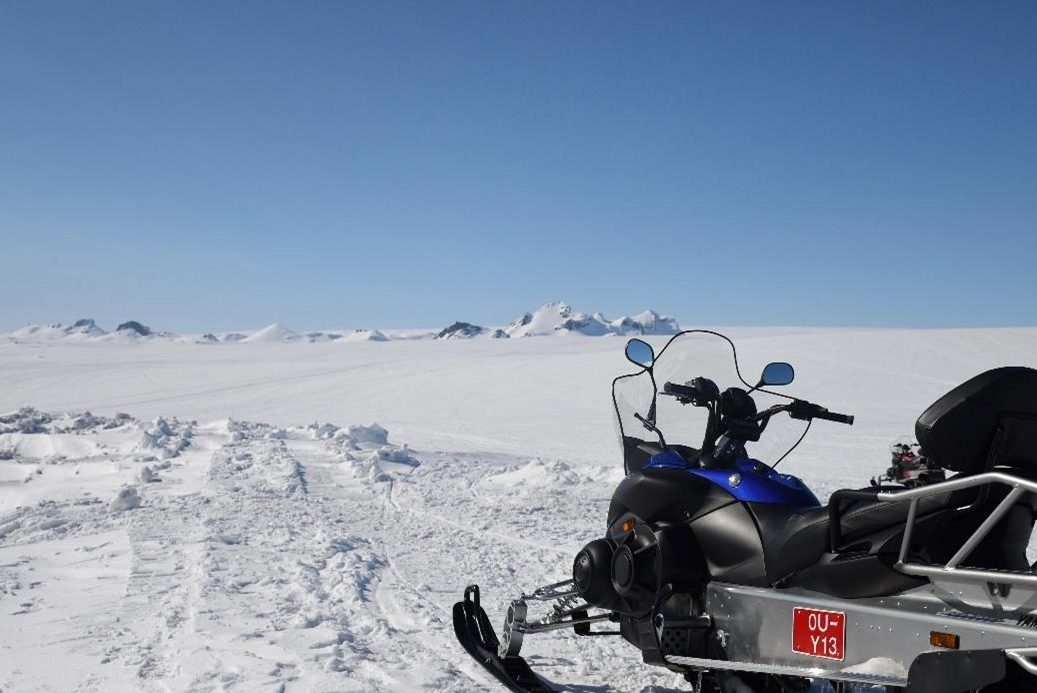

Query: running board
left=665, top=653, right=907, bottom=687
left=452, top=585, right=556, bottom=692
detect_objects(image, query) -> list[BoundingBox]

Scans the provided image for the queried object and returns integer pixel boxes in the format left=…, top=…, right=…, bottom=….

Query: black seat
left=752, top=490, right=958, bottom=585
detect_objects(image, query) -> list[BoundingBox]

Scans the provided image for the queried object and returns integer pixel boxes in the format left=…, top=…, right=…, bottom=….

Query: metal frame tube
left=873, top=472, right=1037, bottom=588
left=898, top=497, right=919, bottom=565
left=1007, top=650, right=1037, bottom=676
left=874, top=471, right=1037, bottom=501
left=516, top=612, right=613, bottom=634
left=946, top=486, right=1025, bottom=568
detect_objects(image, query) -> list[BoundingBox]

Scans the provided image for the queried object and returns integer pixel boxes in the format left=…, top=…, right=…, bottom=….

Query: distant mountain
left=66, top=318, right=106, bottom=336
left=11, top=323, right=67, bottom=340
left=608, top=309, right=680, bottom=336
left=506, top=302, right=609, bottom=338
left=8, top=318, right=179, bottom=342
left=12, top=318, right=108, bottom=340
left=437, top=321, right=484, bottom=339
left=236, top=323, right=390, bottom=344
left=241, top=323, right=299, bottom=343
left=340, top=329, right=389, bottom=342
left=504, top=302, right=680, bottom=338
left=4, top=303, right=682, bottom=345
left=435, top=321, right=510, bottom=340
left=301, top=331, right=341, bottom=343
left=116, top=320, right=153, bottom=337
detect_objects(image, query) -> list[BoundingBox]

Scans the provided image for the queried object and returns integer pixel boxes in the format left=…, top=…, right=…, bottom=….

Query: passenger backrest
left=915, top=367, right=1037, bottom=474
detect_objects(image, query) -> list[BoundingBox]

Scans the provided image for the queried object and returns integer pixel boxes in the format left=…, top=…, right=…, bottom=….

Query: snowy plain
left=2, top=326, right=1037, bottom=692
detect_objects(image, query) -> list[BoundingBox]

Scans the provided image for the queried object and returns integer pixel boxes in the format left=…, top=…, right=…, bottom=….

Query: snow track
left=1, top=413, right=685, bottom=691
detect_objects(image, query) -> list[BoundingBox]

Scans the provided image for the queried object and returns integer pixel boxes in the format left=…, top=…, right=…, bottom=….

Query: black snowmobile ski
left=452, top=585, right=556, bottom=692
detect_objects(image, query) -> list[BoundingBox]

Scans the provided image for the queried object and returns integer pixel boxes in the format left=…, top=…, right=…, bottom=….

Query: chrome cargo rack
left=830, top=472, right=1037, bottom=589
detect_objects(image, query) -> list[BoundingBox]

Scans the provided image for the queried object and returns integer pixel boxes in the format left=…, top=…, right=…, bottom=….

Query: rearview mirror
left=625, top=339, right=655, bottom=369
left=759, top=362, right=794, bottom=386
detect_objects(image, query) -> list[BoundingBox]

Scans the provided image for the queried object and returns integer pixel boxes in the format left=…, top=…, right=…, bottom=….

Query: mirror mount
left=624, top=338, right=662, bottom=437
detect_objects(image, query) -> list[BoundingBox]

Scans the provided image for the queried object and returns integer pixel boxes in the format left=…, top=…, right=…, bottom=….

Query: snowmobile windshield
left=612, top=330, right=803, bottom=474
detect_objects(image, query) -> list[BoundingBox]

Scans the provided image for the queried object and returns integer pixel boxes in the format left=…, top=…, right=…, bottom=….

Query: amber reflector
left=621, top=518, right=636, bottom=532
left=930, top=631, right=960, bottom=649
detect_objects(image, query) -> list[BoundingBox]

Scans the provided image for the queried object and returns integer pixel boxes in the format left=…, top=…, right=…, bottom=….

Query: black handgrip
left=788, top=400, right=854, bottom=425
left=662, top=382, right=698, bottom=399
left=814, top=409, right=855, bottom=425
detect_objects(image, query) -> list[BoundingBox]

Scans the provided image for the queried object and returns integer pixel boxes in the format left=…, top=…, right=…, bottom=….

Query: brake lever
left=658, top=390, right=694, bottom=405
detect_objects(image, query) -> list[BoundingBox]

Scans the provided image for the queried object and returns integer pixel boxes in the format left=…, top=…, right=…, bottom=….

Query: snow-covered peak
left=504, top=302, right=680, bottom=337
left=340, top=329, right=389, bottom=343
left=242, top=323, right=299, bottom=343
left=11, top=323, right=67, bottom=340
left=8, top=319, right=174, bottom=342
left=3, top=303, right=682, bottom=345
left=115, top=320, right=153, bottom=337
left=437, top=322, right=485, bottom=339
left=506, top=301, right=585, bottom=337
left=11, top=319, right=111, bottom=340
left=435, top=321, right=510, bottom=340
left=609, top=309, right=680, bottom=336
left=65, top=318, right=106, bottom=337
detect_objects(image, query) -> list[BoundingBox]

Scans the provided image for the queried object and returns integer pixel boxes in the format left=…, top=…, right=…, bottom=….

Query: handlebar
left=756, top=399, right=855, bottom=426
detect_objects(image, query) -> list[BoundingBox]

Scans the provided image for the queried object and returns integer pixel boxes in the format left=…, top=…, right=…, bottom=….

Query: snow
left=1, top=326, right=1037, bottom=691
left=108, top=486, right=141, bottom=512
left=242, top=322, right=300, bottom=343
left=842, top=657, right=908, bottom=678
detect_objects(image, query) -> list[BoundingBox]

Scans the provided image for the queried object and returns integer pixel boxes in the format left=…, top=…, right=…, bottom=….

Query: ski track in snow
left=0, top=413, right=687, bottom=691
left=3, top=330, right=1037, bottom=691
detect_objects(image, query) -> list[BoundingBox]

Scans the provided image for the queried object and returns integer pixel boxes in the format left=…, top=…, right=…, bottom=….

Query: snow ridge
left=4, top=302, right=681, bottom=344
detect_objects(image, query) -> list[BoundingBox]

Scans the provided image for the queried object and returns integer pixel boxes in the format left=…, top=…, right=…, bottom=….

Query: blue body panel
left=644, top=450, right=820, bottom=507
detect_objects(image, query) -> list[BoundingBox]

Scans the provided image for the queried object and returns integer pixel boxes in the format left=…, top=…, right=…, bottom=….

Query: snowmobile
left=872, top=438, right=947, bottom=489
left=453, top=330, right=1037, bottom=692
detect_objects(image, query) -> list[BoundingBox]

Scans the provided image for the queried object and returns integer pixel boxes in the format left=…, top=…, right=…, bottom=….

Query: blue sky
left=1, top=1, right=1035, bottom=331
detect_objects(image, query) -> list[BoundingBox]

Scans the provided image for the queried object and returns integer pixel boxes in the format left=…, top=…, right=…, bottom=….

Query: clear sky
left=1, top=1, right=1035, bottom=332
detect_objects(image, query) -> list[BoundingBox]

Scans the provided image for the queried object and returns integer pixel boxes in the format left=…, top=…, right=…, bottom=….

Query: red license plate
left=792, top=607, right=845, bottom=661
